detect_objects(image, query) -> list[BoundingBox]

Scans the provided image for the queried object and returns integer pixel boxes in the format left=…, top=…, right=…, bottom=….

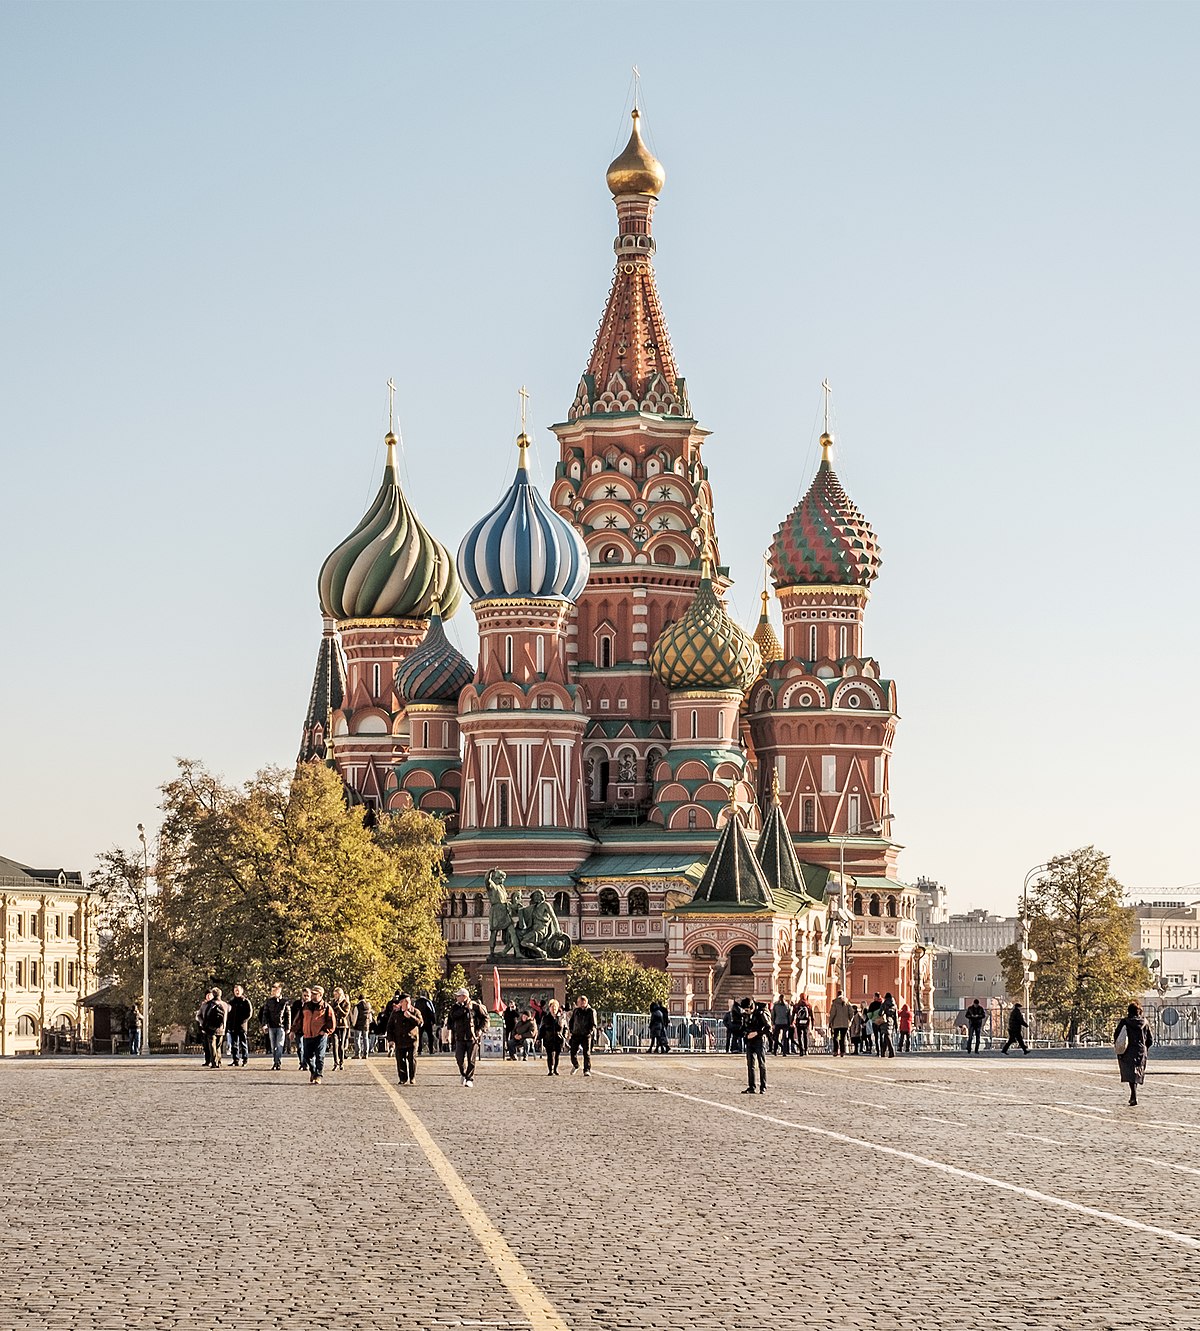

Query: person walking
left=415, top=994, right=438, bottom=1055
left=741, top=998, right=770, bottom=1095
left=291, top=985, right=336, bottom=1084
left=1002, top=1003, right=1030, bottom=1055
left=226, top=984, right=253, bottom=1067
left=792, top=996, right=812, bottom=1056
left=770, top=994, right=792, bottom=1056
left=849, top=1005, right=865, bottom=1055
left=828, top=989, right=850, bottom=1057
left=446, top=986, right=489, bottom=1088
left=385, top=994, right=423, bottom=1085
left=569, top=995, right=597, bottom=1077
left=873, top=1007, right=895, bottom=1058
left=502, top=1001, right=519, bottom=1060
left=329, top=986, right=352, bottom=1071
left=896, top=1003, right=913, bottom=1054
left=351, top=995, right=374, bottom=1059
left=648, top=1001, right=669, bottom=1053
left=199, top=988, right=230, bottom=1069
left=258, top=983, right=291, bottom=1071
left=293, top=986, right=312, bottom=1070
left=964, top=998, right=987, bottom=1054
left=1114, top=1002, right=1153, bottom=1106
left=539, top=999, right=568, bottom=1076
left=866, top=993, right=884, bottom=1055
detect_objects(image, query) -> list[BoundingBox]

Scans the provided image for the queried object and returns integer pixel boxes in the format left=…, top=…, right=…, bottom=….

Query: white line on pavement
left=917, top=1116, right=964, bottom=1127
left=593, top=1070, right=1200, bottom=1253
left=1055, top=1101, right=1111, bottom=1112
left=1134, top=1155, right=1200, bottom=1179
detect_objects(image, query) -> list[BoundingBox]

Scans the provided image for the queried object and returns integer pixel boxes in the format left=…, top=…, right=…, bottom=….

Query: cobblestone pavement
left=2, top=1051, right=1197, bottom=1330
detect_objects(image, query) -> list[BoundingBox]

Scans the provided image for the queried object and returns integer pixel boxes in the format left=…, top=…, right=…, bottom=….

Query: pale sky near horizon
left=2, top=2, right=1197, bottom=915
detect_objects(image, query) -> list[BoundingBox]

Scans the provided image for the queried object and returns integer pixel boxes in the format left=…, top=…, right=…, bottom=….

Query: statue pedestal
left=485, top=962, right=567, bottom=1013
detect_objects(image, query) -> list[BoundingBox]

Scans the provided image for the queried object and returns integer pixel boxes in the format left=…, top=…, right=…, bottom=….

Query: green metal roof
left=445, top=874, right=565, bottom=890
left=575, top=853, right=706, bottom=881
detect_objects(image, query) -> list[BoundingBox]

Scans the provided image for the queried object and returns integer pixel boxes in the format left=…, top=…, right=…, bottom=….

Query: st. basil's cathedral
left=300, top=107, right=923, bottom=1022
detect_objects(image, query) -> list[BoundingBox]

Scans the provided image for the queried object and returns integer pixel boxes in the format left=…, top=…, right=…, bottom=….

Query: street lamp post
left=1019, top=862, right=1049, bottom=1031
left=138, top=824, right=150, bottom=1057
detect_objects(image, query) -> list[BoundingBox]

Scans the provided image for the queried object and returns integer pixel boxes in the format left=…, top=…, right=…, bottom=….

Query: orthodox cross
left=387, top=377, right=397, bottom=433
left=632, top=64, right=641, bottom=107
left=518, top=384, right=529, bottom=432
left=822, top=378, right=831, bottom=434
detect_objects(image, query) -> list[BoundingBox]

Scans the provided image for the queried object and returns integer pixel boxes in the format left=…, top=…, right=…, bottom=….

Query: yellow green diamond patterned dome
left=650, top=574, right=762, bottom=691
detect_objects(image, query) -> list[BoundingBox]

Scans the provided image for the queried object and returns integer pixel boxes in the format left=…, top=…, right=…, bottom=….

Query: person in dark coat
left=538, top=999, right=567, bottom=1076
left=964, top=998, right=987, bottom=1054
left=415, top=994, right=438, bottom=1055
left=1115, top=1002, right=1154, bottom=1106
left=741, top=998, right=770, bottom=1095
left=385, top=995, right=423, bottom=1086
left=1002, top=1003, right=1029, bottom=1054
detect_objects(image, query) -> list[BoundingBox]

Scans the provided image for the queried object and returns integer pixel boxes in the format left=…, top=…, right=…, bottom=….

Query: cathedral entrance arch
left=729, top=944, right=754, bottom=976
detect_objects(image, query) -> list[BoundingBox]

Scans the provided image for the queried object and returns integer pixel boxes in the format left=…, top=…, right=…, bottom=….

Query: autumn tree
left=565, top=947, right=670, bottom=1013
left=997, top=846, right=1148, bottom=1044
left=96, top=760, right=447, bottom=1033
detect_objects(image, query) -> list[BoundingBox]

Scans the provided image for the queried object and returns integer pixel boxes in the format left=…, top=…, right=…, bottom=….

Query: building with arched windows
left=302, top=105, right=919, bottom=1017
left=0, top=855, right=96, bottom=1055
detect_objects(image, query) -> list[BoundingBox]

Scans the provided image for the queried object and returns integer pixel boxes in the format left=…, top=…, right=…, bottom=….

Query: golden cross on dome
left=632, top=64, right=641, bottom=106
left=387, top=377, right=397, bottom=434
left=518, top=384, right=529, bottom=431
left=822, top=378, right=832, bottom=434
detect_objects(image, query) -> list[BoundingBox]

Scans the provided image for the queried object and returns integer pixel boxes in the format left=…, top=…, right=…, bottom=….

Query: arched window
left=553, top=891, right=571, bottom=917
left=474, top=894, right=484, bottom=918
left=599, top=636, right=613, bottom=669
left=654, top=545, right=676, bottom=565
left=717, top=710, right=725, bottom=739
left=690, top=710, right=698, bottom=740
left=729, top=944, right=754, bottom=976
left=16, top=1015, right=37, bottom=1037
left=853, top=893, right=863, bottom=915
left=886, top=895, right=897, bottom=918
left=504, top=635, right=514, bottom=675
left=869, top=894, right=881, bottom=918
left=628, top=887, right=649, bottom=916
left=458, top=893, right=468, bottom=916
left=536, top=635, right=545, bottom=674
left=598, top=888, right=620, bottom=916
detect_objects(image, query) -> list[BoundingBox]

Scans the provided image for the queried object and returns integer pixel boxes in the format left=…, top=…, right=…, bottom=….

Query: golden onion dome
left=752, top=591, right=782, bottom=673
left=606, top=108, right=666, bottom=198
left=650, top=572, right=762, bottom=692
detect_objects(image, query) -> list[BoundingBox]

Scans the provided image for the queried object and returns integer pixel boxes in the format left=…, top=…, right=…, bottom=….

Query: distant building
left=1127, top=897, right=1200, bottom=996
left=913, top=895, right=1020, bottom=1011
left=1, top=855, right=97, bottom=1055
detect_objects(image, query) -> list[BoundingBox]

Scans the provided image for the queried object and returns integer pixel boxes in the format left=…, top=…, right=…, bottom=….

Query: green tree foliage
left=997, top=846, right=1148, bottom=1043
left=565, top=947, right=670, bottom=1013
left=434, top=963, right=474, bottom=1013
left=95, top=760, right=447, bottom=1033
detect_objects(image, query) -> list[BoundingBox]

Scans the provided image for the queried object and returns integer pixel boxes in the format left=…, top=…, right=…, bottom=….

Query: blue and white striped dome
left=457, top=436, right=590, bottom=603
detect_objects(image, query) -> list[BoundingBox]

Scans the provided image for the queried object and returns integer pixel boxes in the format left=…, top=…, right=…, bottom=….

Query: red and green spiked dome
left=650, top=569, right=762, bottom=692
left=769, top=434, right=882, bottom=590
left=319, top=433, right=461, bottom=621
left=394, top=605, right=473, bottom=706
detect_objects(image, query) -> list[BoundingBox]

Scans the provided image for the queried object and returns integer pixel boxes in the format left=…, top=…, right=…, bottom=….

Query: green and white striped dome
left=319, top=433, right=461, bottom=621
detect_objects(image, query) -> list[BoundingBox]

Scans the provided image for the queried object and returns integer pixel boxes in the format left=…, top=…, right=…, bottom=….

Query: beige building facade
left=1, top=855, right=97, bottom=1055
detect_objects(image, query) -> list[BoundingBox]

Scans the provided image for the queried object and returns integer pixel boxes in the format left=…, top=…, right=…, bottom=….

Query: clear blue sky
left=2, top=2, right=1197, bottom=914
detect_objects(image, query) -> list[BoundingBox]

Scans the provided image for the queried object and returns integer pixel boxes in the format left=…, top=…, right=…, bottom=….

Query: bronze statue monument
left=485, top=868, right=570, bottom=961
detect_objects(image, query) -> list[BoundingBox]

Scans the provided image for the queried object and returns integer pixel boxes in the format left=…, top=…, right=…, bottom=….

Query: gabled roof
left=0, top=855, right=85, bottom=890
left=687, top=811, right=774, bottom=909
left=756, top=799, right=813, bottom=904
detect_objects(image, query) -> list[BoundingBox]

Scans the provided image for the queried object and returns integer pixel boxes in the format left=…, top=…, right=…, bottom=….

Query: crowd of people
left=185, top=982, right=1156, bottom=1108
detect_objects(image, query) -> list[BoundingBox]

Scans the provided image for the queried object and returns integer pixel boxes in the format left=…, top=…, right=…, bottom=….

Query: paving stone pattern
left=1, top=1051, right=1197, bottom=1330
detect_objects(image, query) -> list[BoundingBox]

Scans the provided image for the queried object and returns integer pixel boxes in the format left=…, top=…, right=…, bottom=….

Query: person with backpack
left=770, top=994, right=792, bottom=1056
left=741, top=998, right=770, bottom=1095
left=291, top=985, right=337, bottom=1085
left=351, top=995, right=374, bottom=1060
left=258, top=983, right=291, bottom=1071
left=199, top=988, right=230, bottom=1068
left=445, top=987, right=489, bottom=1088
left=872, top=1006, right=895, bottom=1058
left=226, top=984, right=253, bottom=1067
left=897, top=1003, right=913, bottom=1054
left=792, top=997, right=812, bottom=1056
